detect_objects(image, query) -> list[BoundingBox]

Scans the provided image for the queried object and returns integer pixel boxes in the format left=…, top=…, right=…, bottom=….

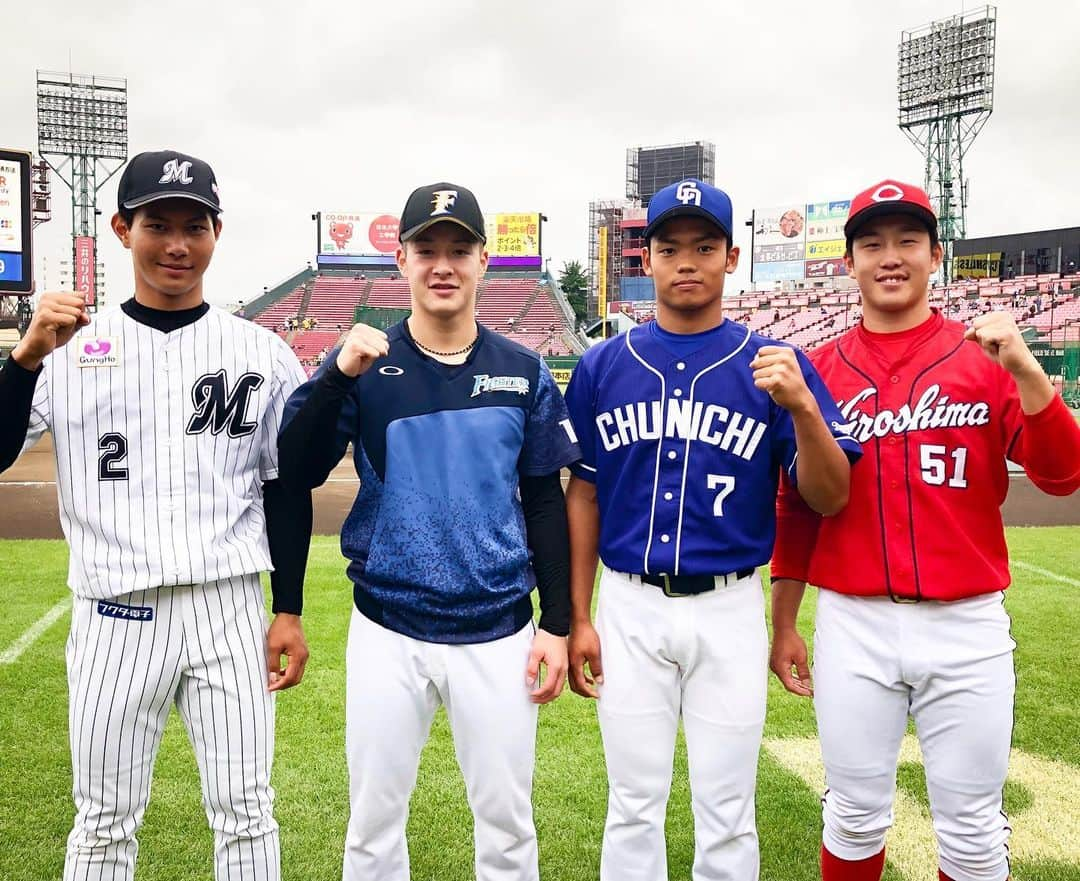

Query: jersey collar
left=626, top=319, right=750, bottom=370
left=121, top=297, right=210, bottom=334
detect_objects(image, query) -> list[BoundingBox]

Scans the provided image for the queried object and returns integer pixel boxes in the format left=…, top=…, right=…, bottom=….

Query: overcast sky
left=5, top=0, right=1079, bottom=306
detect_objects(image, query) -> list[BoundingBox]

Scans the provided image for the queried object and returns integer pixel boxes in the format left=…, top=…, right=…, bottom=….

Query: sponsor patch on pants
left=96, top=601, right=153, bottom=621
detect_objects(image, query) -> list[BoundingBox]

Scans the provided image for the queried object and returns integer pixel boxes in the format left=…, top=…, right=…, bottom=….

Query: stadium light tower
left=36, top=70, right=128, bottom=309
left=898, top=6, right=996, bottom=284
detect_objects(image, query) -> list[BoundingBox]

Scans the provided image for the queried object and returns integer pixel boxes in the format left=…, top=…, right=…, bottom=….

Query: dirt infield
left=1, top=434, right=1076, bottom=541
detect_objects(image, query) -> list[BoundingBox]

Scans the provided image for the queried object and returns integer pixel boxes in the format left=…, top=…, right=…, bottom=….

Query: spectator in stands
left=1029, top=303, right=1038, bottom=319
left=773, top=309, right=781, bottom=322
left=1034, top=294, right=1043, bottom=313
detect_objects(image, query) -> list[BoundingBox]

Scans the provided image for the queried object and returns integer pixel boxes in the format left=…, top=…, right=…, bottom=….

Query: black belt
left=632, top=568, right=755, bottom=598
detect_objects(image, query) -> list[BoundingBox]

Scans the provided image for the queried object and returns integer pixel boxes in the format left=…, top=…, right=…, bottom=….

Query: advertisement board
left=597, top=227, right=608, bottom=327
left=320, top=212, right=400, bottom=255
left=0, top=149, right=32, bottom=293
left=752, top=198, right=849, bottom=283
left=953, top=252, right=1003, bottom=279
left=319, top=210, right=542, bottom=261
left=74, top=235, right=96, bottom=307
left=486, top=213, right=540, bottom=258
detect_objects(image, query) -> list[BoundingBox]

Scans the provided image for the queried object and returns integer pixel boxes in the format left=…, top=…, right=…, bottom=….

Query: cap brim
left=644, top=206, right=730, bottom=241
left=399, top=217, right=485, bottom=243
left=121, top=191, right=222, bottom=214
left=844, top=202, right=935, bottom=239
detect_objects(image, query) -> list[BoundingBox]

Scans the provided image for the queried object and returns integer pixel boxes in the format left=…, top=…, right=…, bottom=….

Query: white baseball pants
left=595, top=567, right=768, bottom=881
left=343, top=607, right=539, bottom=881
left=63, top=575, right=279, bottom=881
left=814, top=589, right=1016, bottom=881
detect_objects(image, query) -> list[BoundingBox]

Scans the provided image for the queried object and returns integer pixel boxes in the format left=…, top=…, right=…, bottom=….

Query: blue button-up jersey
left=564, top=320, right=860, bottom=577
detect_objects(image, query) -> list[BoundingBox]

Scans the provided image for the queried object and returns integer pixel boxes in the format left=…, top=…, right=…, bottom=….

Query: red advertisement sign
left=75, top=235, right=95, bottom=306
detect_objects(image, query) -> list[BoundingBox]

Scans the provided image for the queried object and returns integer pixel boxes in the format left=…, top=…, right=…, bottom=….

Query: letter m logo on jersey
left=186, top=370, right=265, bottom=438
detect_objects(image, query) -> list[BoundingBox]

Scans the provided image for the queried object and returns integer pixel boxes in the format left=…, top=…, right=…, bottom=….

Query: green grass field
left=0, top=529, right=1076, bottom=881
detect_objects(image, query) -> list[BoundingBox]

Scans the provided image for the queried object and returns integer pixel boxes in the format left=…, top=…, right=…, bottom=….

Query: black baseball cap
left=399, top=182, right=485, bottom=243
left=117, top=150, right=222, bottom=214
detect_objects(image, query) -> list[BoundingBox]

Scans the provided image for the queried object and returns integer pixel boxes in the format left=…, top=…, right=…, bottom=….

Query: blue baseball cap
left=644, top=179, right=733, bottom=242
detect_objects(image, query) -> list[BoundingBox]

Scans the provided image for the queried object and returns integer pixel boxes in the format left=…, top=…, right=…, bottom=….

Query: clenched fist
left=750, top=346, right=814, bottom=413
left=336, top=323, right=390, bottom=378
left=12, top=292, right=91, bottom=371
left=964, top=311, right=1039, bottom=377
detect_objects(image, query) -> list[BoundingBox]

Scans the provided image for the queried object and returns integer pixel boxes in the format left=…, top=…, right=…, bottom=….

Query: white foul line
left=1013, top=560, right=1080, bottom=589
left=0, top=597, right=71, bottom=665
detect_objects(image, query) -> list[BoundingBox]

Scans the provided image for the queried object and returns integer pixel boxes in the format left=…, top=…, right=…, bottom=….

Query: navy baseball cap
left=644, top=179, right=733, bottom=242
left=118, top=150, right=221, bottom=214
left=399, top=182, right=486, bottom=243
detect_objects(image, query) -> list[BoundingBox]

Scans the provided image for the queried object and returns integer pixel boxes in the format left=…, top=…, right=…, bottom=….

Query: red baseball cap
left=843, top=180, right=937, bottom=240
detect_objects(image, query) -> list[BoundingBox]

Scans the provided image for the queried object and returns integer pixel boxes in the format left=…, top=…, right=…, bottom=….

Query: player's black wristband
left=0, top=356, right=42, bottom=474
left=263, top=478, right=312, bottom=615
left=520, top=471, right=571, bottom=636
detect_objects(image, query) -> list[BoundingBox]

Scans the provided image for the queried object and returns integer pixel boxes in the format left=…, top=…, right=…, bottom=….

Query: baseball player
left=563, top=178, right=862, bottom=881
left=769, top=180, right=1080, bottom=881
left=276, top=182, right=580, bottom=881
left=0, top=150, right=313, bottom=881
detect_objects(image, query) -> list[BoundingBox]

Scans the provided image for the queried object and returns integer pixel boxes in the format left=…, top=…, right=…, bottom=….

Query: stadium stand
left=249, top=270, right=583, bottom=364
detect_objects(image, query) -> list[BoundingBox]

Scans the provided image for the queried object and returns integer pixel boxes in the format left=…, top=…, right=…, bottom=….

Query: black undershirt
left=0, top=298, right=310, bottom=615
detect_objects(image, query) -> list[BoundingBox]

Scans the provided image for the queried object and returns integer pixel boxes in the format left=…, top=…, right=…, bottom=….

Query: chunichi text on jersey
left=595, top=398, right=766, bottom=460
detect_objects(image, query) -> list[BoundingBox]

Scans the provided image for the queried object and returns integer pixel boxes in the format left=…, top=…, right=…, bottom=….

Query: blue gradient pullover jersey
left=564, top=320, right=861, bottom=577
left=284, top=321, right=579, bottom=643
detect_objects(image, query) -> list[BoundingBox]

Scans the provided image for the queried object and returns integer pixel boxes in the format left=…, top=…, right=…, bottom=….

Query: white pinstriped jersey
left=22, top=305, right=307, bottom=598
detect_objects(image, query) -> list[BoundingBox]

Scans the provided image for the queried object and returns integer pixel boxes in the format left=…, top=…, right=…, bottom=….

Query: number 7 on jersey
left=707, top=474, right=736, bottom=516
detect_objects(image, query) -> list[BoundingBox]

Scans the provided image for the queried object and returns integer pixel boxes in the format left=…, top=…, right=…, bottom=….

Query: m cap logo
left=159, top=159, right=194, bottom=185
left=675, top=181, right=702, bottom=206
left=872, top=184, right=905, bottom=202
left=430, top=190, right=458, bottom=216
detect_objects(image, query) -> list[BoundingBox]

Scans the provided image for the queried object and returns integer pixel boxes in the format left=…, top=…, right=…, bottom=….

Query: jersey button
left=673, top=389, right=683, bottom=397
left=664, top=492, right=673, bottom=501
left=676, top=362, right=686, bottom=371
left=890, top=375, right=900, bottom=384
left=667, top=450, right=677, bottom=460
left=660, top=534, right=670, bottom=543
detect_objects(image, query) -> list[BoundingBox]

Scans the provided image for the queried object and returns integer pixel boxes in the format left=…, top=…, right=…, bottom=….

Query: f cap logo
left=159, top=159, right=194, bottom=185
left=872, top=184, right=904, bottom=202
left=430, top=190, right=458, bottom=216
left=675, top=181, right=702, bottom=206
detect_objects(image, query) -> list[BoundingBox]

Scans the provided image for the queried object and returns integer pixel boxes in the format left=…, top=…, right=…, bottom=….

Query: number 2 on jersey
left=919, top=444, right=968, bottom=488
left=98, top=432, right=129, bottom=481
left=707, top=474, right=736, bottom=516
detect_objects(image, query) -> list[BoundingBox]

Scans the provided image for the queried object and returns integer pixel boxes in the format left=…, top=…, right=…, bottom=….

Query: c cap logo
left=872, top=184, right=905, bottom=202
left=159, top=159, right=194, bottom=185
left=675, top=181, right=702, bottom=206
left=430, top=190, right=458, bottom=216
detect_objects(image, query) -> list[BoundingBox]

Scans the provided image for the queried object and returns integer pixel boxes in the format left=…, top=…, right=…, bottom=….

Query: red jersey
left=772, top=310, right=1080, bottom=601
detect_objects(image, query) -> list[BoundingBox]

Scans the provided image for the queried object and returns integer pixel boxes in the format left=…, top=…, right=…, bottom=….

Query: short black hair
left=118, top=203, right=219, bottom=227
left=845, top=217, right=939, bottom=254
left=645, top=224, right=731, bottom=252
